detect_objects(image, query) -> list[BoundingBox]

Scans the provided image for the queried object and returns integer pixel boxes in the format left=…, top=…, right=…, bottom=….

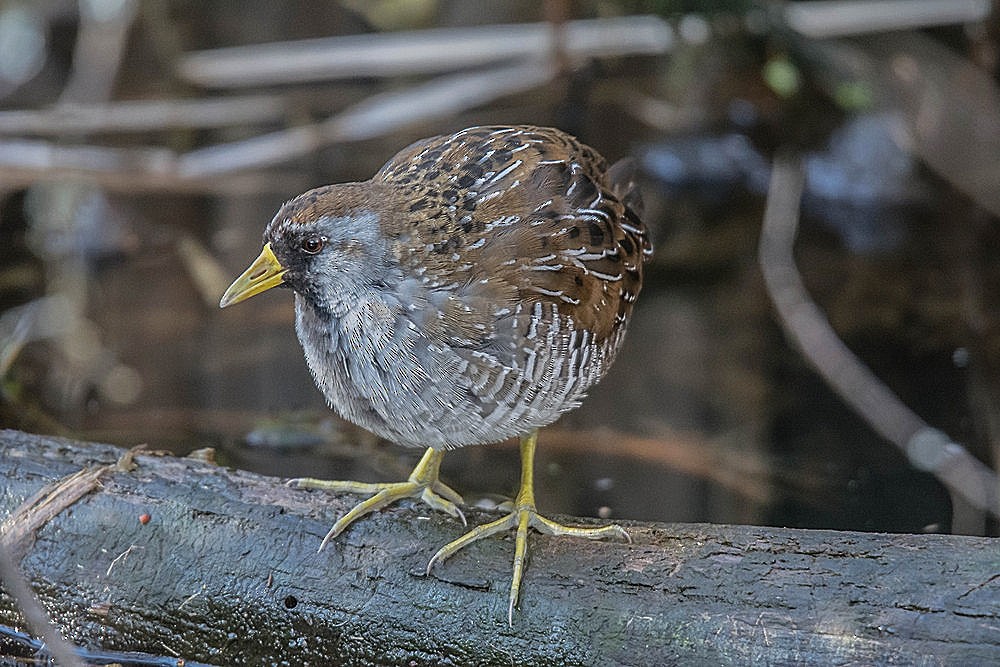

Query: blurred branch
left=0, top=447, right=143, bottom=667
left=785, top=0, right=991, bottom=39
left=0, top=137, right=307, bottom=194
left=176, top=234, right=233, bottom=309
left=868, top=32, right=1000, bottom=218
left=0, top=166, right=304, bottom=195
left=787, top=14, right=1000, bottom=218
left=59, top=0, right=138, bottom=104
left=0, top=58, right=557, bottom=184
left=0, top=95, right=289, bottom=135
left=22, top=7, right=995, bottom=191
left=0, top=451, right=124, bottom=667
left=0, top=625, right=211, bottom=667
left=177, top=57, right=557, bottom=177
left=759, top=156, right=1000, bottom=520
left=0, top=549, right=85, bottom=667
left=0, top=139, right=174, bottom=174
left=0, top=300, right=38, bottom=377
left=177, top=15, right=673, bottom=88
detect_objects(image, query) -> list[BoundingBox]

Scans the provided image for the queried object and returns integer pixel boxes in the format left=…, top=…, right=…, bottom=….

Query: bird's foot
left=287, top=447, right=465, bottom=550
left=426, top=501, right=630, bottom=626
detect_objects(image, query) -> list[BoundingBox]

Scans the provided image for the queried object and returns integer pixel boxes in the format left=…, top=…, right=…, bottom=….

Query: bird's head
left=220, top=183, right=397, bottom=314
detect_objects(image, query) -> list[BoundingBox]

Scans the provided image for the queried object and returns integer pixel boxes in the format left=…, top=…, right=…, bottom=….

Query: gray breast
left=293, top=290, right=622, bottom=450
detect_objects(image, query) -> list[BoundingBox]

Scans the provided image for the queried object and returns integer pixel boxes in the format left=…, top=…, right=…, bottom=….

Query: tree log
left=0, top=429, right=997, bottom=666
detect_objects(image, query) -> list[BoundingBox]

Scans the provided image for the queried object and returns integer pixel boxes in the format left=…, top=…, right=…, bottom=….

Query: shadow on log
left=0, top=429, right=998, bottom=665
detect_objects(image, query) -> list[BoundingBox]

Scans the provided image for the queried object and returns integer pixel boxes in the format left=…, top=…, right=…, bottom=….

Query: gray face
left=265, top=198, right=396, bottom=316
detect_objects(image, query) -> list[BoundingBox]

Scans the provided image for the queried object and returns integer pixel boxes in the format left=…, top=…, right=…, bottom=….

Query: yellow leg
left=288, top=446, right=465, bottom=550
left=426, top=430, right=630, bottom=625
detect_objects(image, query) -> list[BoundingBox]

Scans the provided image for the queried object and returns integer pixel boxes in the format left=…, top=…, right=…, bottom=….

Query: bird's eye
left=300, top=235, right=326, bottom=254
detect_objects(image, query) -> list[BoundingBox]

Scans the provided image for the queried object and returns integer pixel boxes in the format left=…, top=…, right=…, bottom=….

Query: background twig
left=759, top=156, right=1000, bottom=519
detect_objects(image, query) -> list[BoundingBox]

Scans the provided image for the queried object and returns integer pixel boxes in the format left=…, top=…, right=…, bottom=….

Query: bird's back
left=377, top=126, right=650, bottom=339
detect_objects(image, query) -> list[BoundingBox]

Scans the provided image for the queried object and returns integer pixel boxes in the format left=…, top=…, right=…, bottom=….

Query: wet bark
left=1, top=429, right=997, bottom=666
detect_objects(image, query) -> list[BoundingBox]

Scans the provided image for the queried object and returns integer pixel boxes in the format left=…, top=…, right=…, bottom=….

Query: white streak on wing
left=483, top=367, right=509, bottom=400
left=484, top=215, right=521, bottom=231
left=620, top=220, right=643, bottom=235
left=587, top=270, right=622, bottom=281
left=527, top=302, right=542, bottom=339
left=486, top=159, right=523, bottom=186
left=478, top=190, right=503, bottom=205
left=573, top=251, right=612, bottom=261
left=578, top=207, right=609, bottom=221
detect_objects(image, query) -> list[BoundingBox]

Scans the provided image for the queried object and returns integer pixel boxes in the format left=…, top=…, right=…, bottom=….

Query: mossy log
left=0, top=429, right=997, bottom=666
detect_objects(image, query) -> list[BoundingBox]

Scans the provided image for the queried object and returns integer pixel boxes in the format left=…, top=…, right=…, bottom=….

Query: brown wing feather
left=375, top=125, right=650, bottom=344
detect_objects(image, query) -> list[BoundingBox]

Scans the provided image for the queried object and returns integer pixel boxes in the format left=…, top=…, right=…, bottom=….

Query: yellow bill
left=219, top=242, right=287, bottom=308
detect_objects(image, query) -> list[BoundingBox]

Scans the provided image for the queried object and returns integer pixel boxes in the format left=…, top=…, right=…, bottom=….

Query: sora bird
left=220, top=125, right=651, bottom=623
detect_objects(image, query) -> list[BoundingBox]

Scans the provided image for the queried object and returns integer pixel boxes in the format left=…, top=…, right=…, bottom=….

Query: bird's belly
left=295, top=297, right=620, bottom=449
left=308, top=340, right=582, bottom=450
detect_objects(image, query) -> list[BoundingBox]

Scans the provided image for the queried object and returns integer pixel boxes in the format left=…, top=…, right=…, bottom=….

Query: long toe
left=319, top=479, right=458, bottom=549
left=290, top=448, right=464, bottom=549
left=426, top=503, right=630, bottom=625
